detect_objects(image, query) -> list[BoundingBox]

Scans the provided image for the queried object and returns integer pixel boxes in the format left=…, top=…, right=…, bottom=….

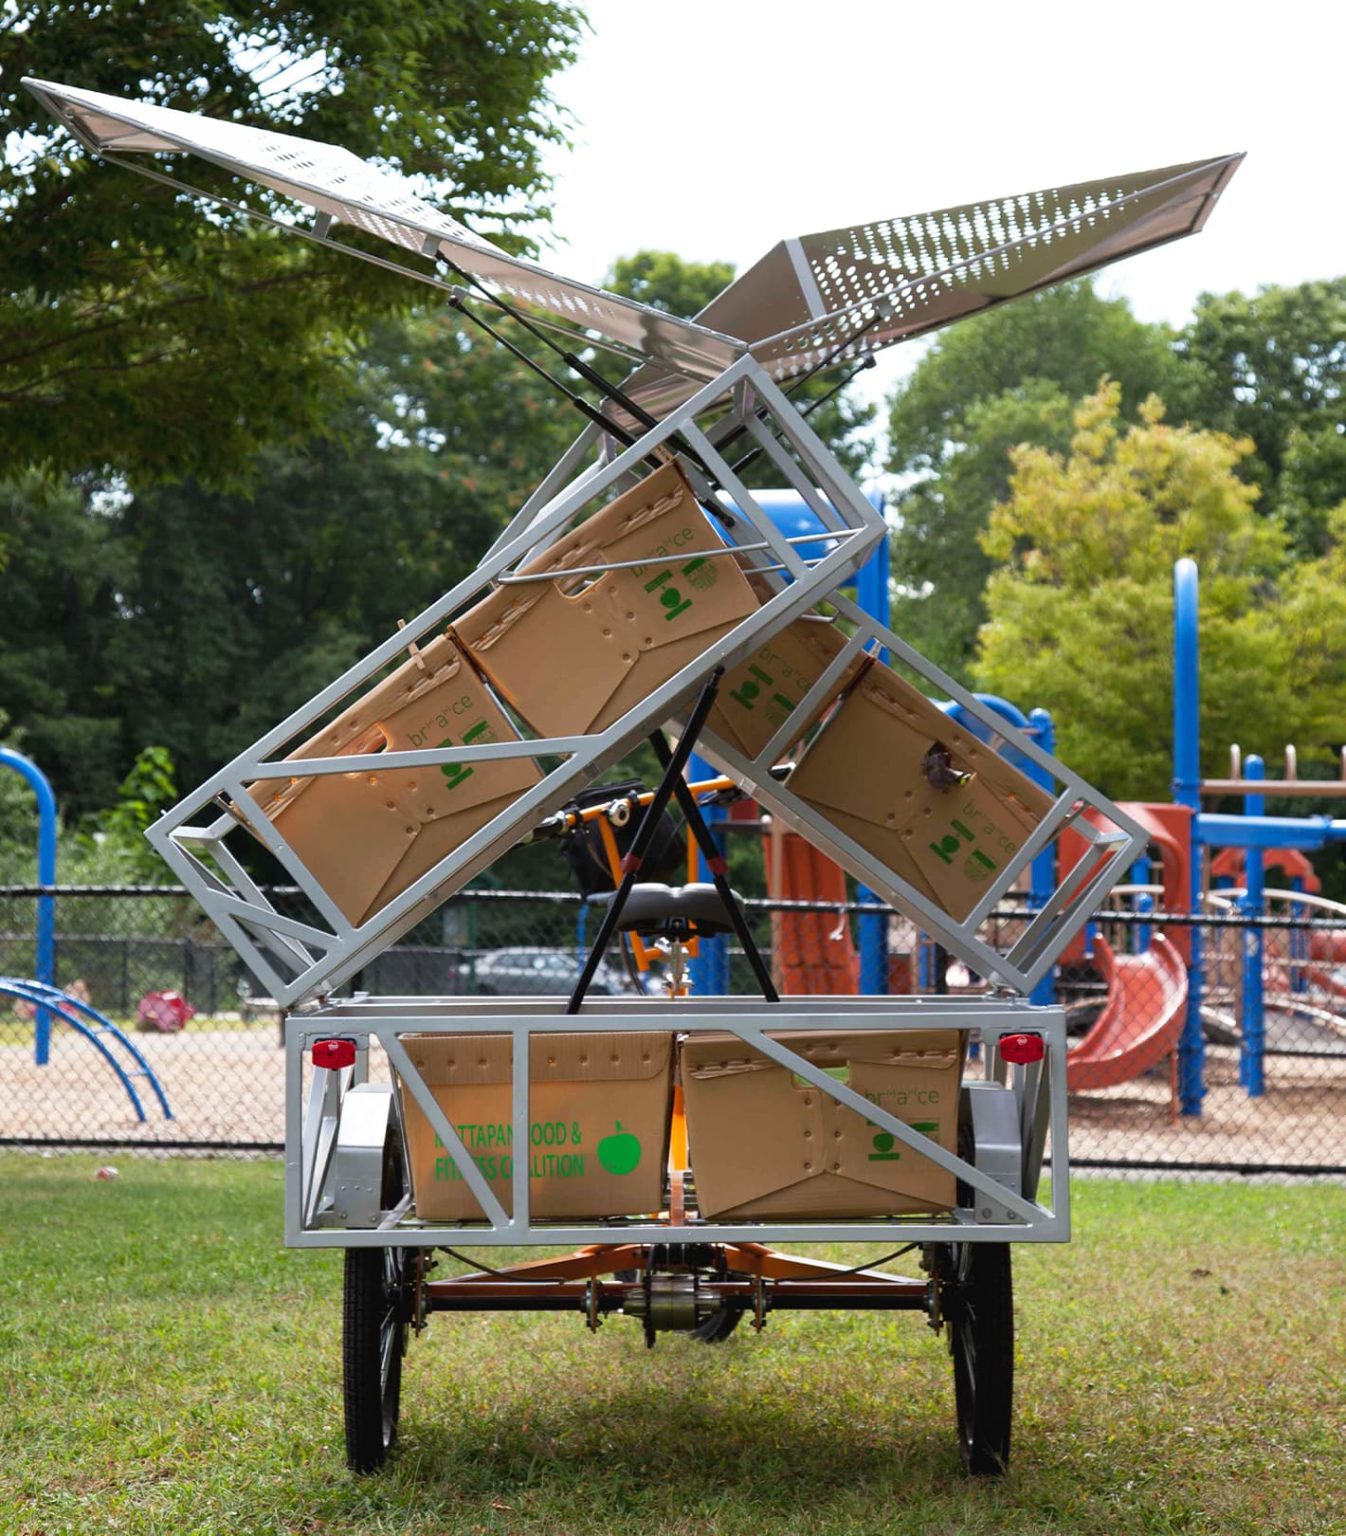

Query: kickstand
left=647, top=730, right=777, bottom=1002
left=565, top=669, right=778, bottom=1012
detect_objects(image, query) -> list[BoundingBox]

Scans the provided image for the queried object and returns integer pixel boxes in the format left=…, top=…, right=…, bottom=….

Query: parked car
left=463, top=946, right=646, bottom=997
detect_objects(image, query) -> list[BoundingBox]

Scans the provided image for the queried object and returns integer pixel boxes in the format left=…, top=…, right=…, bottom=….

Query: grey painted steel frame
left=696, top=589, right=1149, bottom=994
left=284, top=996, right=1069, bottom=1249
left=145, top=355, right=887, bottom=1006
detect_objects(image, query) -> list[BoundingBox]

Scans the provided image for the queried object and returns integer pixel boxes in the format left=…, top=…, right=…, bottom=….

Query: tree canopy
left=975, top=381, right=1346, bottom=800
left=0, top=0, right=584, bottom=483
left=1172, top=278, right=1346, bottom=506
left=0, top=239, right=881, bottom=826
left=886, top=281, right=1182, bottom=677
left=886, top=275, right=1346, bottom=682
left=0, top=310, right=574, bottom=817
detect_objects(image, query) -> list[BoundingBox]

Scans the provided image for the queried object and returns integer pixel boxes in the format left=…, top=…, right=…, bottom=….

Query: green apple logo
left=597, top=1121, right=642, bottom=1176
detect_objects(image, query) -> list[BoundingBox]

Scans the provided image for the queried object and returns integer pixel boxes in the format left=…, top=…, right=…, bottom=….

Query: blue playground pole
left=1198, top=813, right=1346, bottom=849
left=1131, top=851, right=1153, bottom=954
left=687, top=752, right=731, bottom=996
left=0, top=747, right=58, bottom=1064
left=854, top=497, right=890, bottom=992
left=1172, top=558, right=1206, bottom=1116
left=1240, top=755, right=1266, bottom=1096
left=1026, top=707, right=1059, bottom=1004
left=1289, top=876, right=1308, bottom=997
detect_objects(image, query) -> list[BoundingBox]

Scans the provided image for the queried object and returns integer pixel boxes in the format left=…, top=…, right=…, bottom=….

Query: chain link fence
left=2, top=885, right=1342, bottom=1173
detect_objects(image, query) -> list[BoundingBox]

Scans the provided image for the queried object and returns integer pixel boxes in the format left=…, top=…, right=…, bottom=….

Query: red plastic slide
left=764, top=827, right=859, bottom=994
left=1067, top=933, right=1188, bottom=1091
left=1309, top=932, right=1346, bottom=965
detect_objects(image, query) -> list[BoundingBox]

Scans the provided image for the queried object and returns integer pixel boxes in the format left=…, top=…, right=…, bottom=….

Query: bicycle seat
left=612, top=882, right=738, bottom=939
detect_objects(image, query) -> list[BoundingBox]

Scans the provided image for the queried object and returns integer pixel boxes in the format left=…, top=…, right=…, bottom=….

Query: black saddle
left=609, top=882, right=738, bottom=940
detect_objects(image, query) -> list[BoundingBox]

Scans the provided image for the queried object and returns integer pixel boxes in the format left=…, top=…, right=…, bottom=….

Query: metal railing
left=1, top=886, right=1342, bottom=1175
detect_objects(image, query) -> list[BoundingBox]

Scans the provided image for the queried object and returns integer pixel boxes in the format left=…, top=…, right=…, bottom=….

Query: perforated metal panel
left=754, top=156, right=1242, bottom=379
left=21, top=78, right=743, bottom=381
left=618, top=153, right=1242, bottom=418
left=26, top=77, right=1240, bottom=403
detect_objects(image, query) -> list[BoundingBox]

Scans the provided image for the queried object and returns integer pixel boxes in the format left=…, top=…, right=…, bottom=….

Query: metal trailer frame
left=146, top=355, right=886, bottom=1009
left=696, top=586, right=1148, bottom=995
left=285, top=996, right=1067, bottom=1249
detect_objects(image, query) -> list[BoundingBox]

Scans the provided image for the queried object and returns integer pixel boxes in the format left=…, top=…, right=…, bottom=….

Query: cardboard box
left=248, top=632, right=541, bottom=925
left=453, top=462, right=759, bottom=738
left=706, top=614, right=866, bottom=763
left=786, top=659, right=1055, bottom=921
left=399, top=1031, right=674, bottom=1220
left=681, top=1029, right=965, bottom=1219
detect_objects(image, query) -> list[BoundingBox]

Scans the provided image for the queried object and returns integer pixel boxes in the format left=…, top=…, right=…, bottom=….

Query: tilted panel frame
left=146, top=356, right=886, bottom=1006
left=21, top=77, right=744, bottom=382
left=694, top=588, right=1148, bottom=994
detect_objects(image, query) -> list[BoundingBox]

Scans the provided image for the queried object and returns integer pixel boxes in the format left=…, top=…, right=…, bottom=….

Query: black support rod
left=439, top=258, right=735, bottom=523
left=648, top=730, right=779, bottom=1003
left=442, top=289, right=641, bottom=449
left=439, top=255, right=663, bottom=434
left=565, top=671, right=726, bottom=1014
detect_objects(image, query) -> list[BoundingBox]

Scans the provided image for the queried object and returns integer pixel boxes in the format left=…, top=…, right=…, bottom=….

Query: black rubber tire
left=691, top=1302, right=745, bottom=1343
left=946, top=1242, right=1014, bottom=1476
left=343, top=1244, right=408, bottom=1473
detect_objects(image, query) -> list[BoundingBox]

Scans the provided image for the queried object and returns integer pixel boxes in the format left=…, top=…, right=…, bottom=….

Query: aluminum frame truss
left=145, top=356, right=887, bottom=1007
left=286, top=996, right=1069, bottom=1249
left=695, top=587, right=1147, bottom=995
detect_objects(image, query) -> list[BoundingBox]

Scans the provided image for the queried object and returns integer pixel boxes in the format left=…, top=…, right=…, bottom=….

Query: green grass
left=1, top=1157, right=1342, bottom=1535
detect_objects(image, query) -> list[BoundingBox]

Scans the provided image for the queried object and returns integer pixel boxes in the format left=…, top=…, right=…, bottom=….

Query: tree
left=887, top=381, right=1075, bottom=677
left=885, top=281, right=1181, bottom=678
left=1172, top=278, right=1346, bottom=522
left=0, top=307, right=576, bottom=817
left=0, top=475, right=130, bottom=813
left=607, top=251, right=736, bottom=324
left=0, top=241, right=875, bottom=834
left=1278, top=425, right=1346, bottom=559
left=975, top=382, right=1346, bottom=800
left=0, top=1, right=584, bottom=484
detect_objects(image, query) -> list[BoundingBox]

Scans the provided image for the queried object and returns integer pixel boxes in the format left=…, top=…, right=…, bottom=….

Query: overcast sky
left=533, top=0, right=1342, bottom=477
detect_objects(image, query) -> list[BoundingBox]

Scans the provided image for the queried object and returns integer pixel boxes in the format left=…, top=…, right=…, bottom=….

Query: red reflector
left=312, top=1038, right=356, bottom=1070
left=999, top=1032, right=1045, bottom=1065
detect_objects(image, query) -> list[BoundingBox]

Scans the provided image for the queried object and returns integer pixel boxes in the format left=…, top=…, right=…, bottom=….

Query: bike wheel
left=343, top=1244, right=409, bottom=1473
left=945, top=1241, right=1014, bottom=1475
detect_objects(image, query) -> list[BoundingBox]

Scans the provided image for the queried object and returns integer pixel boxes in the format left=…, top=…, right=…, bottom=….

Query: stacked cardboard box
left=399, top=1031, right=674, bottom=1220
left=706, top=613, right=866, bottom=764
left=787, top=659, right=1054, bottom=921
left=455, top=462, right=759, bottom=737
left=248, top=632, right=540, bottom=925
left=681, top=1028, right=965, bottom=1219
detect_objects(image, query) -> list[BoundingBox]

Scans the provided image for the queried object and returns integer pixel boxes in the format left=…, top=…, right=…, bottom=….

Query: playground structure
left=932, top=557, right=1346, bottom=1119
left=1119, top=559, right=1346, bottom=1114
left=944, top=561, right=1346, bottom=1112
left=0, top=746, right=173, bottom=1122
left=23, top=72, right=1244, bottom=1477
left=0, top=976, right=172, bottom=1123
left=705, top=557, right=1346, bottom=1116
